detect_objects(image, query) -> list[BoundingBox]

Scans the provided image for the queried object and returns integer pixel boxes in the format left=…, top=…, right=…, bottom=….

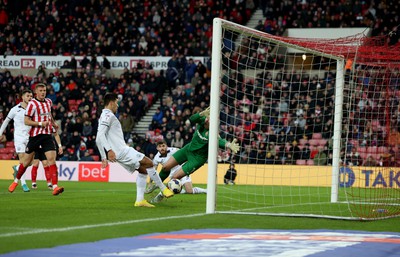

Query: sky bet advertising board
left=0, top=161, right=399, bottom=188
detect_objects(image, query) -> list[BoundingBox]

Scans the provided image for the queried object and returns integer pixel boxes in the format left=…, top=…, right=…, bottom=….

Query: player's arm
left=224, top=138, right=240, bottom=154
left=24, top=103, right=49, bottom=128
left=0, top=108, right=16, bottom=138
left=53, top=132, right=63, bottom=155
left=0, top=116, right=12, bottom=139
left=188, top=107, right=210, bottom=125
left=24, top=115, right=48, bottom=128
left=96, top=115, right=113, bottom=165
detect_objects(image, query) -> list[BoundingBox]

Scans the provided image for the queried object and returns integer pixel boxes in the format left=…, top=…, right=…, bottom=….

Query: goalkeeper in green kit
left=153, top=106, right=240, bottom=194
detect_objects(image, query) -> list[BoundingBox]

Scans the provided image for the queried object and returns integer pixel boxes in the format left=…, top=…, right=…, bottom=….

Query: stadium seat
left=312, top=133, right=323, bottom=139
left=0, top=148, right=13, bottom=154
left=308, top=139, right=319, bottom=146
left=0, top=153, right=13, bottom=159
left=296, top=159, right=306, bottom=165
left=299, top=138, right=308, bottom=146
left=316, top=139, right=328, bottom=146
left=367, top=146, right=378, bottom=154
left=91, top=155, right=100, bottom=161
left=378, top=146, right=388, bottom=154
left=68, top=99, right=76, bottom=105
left=306, top=159, right=314, bottom=165
left=358, top=146, right=367, bottom=153
left=5, top=141, right=14, bottom=148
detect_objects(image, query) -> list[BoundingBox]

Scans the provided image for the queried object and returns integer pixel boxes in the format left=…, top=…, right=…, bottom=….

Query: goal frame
left=206, top=18, right=346, bottom=216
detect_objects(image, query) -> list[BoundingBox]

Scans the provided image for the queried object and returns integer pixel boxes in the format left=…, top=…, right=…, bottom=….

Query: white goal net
left=207, top=18, right=400, bottom=220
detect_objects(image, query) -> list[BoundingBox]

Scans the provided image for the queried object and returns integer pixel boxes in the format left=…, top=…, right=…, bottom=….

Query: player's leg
left=42, top=135, right=63, bottom=195
left=31, top=158, right=40, bottom=189
left=9, top=152, right=34, bottom=192
left=116, top=148, right=155, bottom=207
left=181, top=176, right=207, bottom=194
left=41, top=159, right=52, bottom=189
left=139, top=156, right=173, bottom=199
left=15, top=152, right=29, bottom=192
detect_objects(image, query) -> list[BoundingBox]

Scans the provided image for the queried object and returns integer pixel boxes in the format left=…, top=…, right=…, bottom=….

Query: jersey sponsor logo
left=79, top=163, right=109, bottom=182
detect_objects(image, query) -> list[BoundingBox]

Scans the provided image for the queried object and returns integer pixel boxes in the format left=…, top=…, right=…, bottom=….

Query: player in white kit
left=0, top=89, right=33, bottom=192
left=96, top=93, right=174, bottom=207
left=147, top=140, right=207, bottom=203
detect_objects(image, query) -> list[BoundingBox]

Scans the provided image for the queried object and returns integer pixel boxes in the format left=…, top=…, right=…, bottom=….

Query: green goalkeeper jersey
left=187, top=113, right=228, bottom=156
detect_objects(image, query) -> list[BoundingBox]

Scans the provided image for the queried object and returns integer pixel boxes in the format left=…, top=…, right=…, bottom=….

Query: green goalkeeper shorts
left=173, top=144, right=208, bottom=175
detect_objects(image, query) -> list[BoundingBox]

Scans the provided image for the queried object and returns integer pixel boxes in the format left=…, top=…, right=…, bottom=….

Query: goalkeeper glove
left=226, top=138, right=240, bottom=154
left=199, top=106, right=210, bottom=118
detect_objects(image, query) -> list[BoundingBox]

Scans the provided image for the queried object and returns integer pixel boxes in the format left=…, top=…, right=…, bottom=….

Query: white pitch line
left=0, top=213, right=206, bottom=238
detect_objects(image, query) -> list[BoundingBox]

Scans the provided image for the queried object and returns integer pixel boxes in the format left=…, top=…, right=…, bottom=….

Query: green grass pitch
left=0, top=180, right=399, bottom=254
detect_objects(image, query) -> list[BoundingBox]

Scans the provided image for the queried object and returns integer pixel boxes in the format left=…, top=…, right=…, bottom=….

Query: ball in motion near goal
left=167, top=179, right=182, bottom=194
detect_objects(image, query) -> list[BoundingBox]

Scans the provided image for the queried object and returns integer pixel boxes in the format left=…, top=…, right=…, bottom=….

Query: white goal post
left=207, top=18, right=400, bottom=220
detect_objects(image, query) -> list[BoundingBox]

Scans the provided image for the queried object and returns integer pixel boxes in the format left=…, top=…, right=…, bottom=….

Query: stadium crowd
left=0, top=0, right=399, bottom=166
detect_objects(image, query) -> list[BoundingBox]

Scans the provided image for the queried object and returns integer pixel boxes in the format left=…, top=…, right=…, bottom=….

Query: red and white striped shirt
left=25, top=98, right=54, bottom=137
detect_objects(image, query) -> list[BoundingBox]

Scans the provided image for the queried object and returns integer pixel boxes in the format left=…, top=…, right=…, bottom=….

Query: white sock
left=52, top=184, right=58, bottom=189
left=136, top=173, right=147, bottom=202
left=192, top=187, right=207, bottom=194
left=146, top=167, right=166, bottom=190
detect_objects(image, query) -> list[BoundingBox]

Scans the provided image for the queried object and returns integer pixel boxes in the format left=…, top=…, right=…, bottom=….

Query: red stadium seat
left=296, top=159, right=306, bottom=165
left=0, top=148, right=11, bottom=154
left=312, top=133, right=322, bottom=139
left=306, top=159, right=314, bottom=165
left=317, top=139, right=328, bottom=146
left=299, top=138, right=308, bottom=146
left=5, top=141, right=14, bottom=148
left=308, top=139, right=319, bottom=146
left=0, top=153, right=13, bottom=159
left=91, top=155, right=100, bottom=161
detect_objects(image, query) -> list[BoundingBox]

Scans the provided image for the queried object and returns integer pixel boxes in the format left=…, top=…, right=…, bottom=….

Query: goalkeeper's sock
left=159, top=169, right=170, bottom=182
left=146, top=167, right=167, bottom=191
left=192, top=187, right=207, bottom=194
left=136, top=173, right=147, bottom=202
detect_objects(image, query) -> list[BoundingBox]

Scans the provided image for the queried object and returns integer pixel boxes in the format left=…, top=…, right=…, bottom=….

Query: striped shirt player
left=95, top=92, right=173, bottom=208
left=8, top=83, right=64, bottom=196
left=0, top=89, right=33, bottom=192
left=25, top=98, right=53, bottom=137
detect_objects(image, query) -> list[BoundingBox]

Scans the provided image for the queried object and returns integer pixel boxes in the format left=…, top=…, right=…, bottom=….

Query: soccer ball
left=167, top=179, right=182, bottom=194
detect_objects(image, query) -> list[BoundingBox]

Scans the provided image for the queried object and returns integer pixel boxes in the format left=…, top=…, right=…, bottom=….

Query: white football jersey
left=96, top=109, right=129, bottom=160
left=0, top=103, right=30, bottom=142
left=153, top=147, right=181, bottom=175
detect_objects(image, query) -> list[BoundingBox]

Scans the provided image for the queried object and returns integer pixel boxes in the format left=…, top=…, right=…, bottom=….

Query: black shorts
left=34, top=149, right=47, bottom=161
left=26, top=134, right=56, bottom=154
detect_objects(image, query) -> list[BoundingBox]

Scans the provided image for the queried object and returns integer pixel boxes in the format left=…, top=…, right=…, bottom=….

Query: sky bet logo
left=78, top=163, right=109, bottom=182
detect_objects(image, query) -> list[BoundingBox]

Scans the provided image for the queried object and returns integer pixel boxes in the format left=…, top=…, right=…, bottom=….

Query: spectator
left=120, top=112, right=135, bottom=142
left=224, top=163, right=237, bottom=185
left=51, top=77, right=61, bottom=93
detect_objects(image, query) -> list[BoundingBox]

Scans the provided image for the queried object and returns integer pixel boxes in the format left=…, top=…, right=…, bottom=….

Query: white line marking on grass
left=0, top=213, right=207, bottom=238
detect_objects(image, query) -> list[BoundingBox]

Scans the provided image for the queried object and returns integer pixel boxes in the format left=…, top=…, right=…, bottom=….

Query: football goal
left=207, top=18, right=400, bottom=220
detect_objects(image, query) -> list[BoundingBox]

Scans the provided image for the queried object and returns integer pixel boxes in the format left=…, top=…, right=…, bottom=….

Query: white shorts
left=117, top=147, right=145, bottom=173
left=14, top=137, right=29, bottom=154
